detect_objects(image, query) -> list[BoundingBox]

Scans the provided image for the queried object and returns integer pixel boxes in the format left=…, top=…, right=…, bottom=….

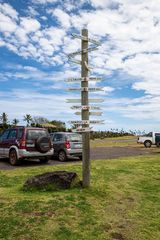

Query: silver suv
left=0, top=127, right=54, bottom=165
left=50, top=132, right=82, bottom=161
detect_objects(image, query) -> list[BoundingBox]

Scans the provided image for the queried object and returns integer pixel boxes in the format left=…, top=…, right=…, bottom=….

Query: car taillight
left=65, top=140, right=71, bottom=149
left=19, top=140, right=26, bottom=149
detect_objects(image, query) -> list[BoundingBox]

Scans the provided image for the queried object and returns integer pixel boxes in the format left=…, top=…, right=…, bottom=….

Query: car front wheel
left=9, top=149, right=20, bottom=166
left=144, top=140, right=152, bottom=148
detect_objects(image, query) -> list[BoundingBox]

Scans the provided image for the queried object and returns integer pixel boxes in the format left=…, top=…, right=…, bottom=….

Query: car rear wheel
left=144, top=140, right=152, bottom=148
left=58, top=150, right=67, bottom=162
left=79, top=155, right=82, bottom=160
left=9, top=149, right=19, bottom=166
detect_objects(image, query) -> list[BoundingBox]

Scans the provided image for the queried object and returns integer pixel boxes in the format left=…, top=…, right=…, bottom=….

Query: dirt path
left=90, top=146, right=150, bottom=160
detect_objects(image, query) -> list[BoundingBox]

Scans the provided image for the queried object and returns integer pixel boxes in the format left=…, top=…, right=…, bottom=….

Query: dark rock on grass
left=23, top=171, right=81, bottom=191
left=111, top=232, right=124, bottom=240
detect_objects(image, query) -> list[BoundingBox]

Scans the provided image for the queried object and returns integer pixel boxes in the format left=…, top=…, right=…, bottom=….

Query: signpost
left=67, top=29, right=103, bottom=187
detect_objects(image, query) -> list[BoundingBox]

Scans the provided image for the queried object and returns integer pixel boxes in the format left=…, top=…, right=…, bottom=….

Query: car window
left=155, top=133, right=160, bottom=137
left=26, top=129, right=49, bottom=140
left=53, top=134, right=63, bottom=142
left=8, top=129, right=17, bottom=140
left=67, top=134, right=82, bottom=142
left=0, top=130, right=10, bottom=141
left=145, top=132, right=152, bottom=137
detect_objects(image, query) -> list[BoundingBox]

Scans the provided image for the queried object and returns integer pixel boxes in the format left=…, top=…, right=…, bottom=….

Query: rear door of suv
left=25, top=128, right=50, bottom=152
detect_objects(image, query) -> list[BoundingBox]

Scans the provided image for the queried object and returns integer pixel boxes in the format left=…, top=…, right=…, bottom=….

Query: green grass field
left=90, top=136, right=138, bottom=148
left=0, top=154, right=160, bottom=240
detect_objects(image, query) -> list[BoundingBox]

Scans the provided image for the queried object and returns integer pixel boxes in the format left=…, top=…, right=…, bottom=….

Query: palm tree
left=12, top=118, right=19, bottom=126
left=23, top=114, right=32, bottom=127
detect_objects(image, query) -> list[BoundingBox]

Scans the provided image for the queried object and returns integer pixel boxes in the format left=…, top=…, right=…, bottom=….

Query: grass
left=0, top=155, right=160, bottom=240
left=90, top=136, right=138, bottom=148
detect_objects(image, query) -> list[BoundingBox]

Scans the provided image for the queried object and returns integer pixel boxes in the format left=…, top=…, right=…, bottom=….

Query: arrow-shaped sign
left=71, top=105, right=101, bottom=110
left=69, top=120, right=104, bottom=125
left=75, top=112, right=103, bottom=116
left=66, top=87, right=103, bottom=92
left=65, top=77, right=102, bottom=82
left=72, top=127, right=92, bottom=133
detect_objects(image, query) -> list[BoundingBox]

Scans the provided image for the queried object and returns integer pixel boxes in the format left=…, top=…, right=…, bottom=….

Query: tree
left=0, top=112, right=9, bottom=129
left=32, top=116, right=49, bottom=126
left=49, top=120, right=66, bottom=132
left=23, top=114, right=32, bottom=127
left=12, top=118, right=19, bottom=126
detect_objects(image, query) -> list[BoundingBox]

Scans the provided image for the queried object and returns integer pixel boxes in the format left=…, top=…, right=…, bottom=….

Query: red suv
left=0, top=127, right=53, bottom=165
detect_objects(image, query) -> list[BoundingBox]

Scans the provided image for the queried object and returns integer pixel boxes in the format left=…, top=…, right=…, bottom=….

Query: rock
left=23, top=171, right=81, bottom=191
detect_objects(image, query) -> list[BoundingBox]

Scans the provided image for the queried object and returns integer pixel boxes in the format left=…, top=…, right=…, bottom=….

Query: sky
left=0, top=0, right=160, bottom=132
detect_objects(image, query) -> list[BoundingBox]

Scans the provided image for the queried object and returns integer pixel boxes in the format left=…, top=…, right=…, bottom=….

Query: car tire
left=156, top=142, right=160, bottom=147
left=39, top=157, right=49, bottom=164
left=9, top=149, right=20, bottom=166
left=36, top=137, right=51, bottom=153
left=79, top=155, right=82, bottom=160
left=58, top=150, right=67, bottom=162
left=144, top=140, right=152, bottom=148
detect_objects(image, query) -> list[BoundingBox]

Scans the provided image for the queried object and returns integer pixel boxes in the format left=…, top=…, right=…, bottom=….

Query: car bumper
left=18, top=148, right=54, bottom=159
left=66, top=149, right=82, bottom=157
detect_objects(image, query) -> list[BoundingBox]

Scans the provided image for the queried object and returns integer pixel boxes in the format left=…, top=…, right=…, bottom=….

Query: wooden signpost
left=67, top=29, right=103, bottom=187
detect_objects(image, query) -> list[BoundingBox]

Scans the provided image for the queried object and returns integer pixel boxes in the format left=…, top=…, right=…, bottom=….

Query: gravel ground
left=0, top=146, right=150, bottom=170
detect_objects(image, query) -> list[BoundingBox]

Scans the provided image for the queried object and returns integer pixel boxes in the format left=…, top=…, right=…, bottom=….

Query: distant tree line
left=0, top=112, right=146, bottom=137
left=0, top=113, right=66, bottom=133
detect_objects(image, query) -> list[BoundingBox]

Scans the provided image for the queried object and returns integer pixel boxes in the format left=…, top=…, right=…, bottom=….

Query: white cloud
left=0, top=3, right=18, bottom=20
left=0, top=89, right=72, bottom=123
left=0, top=12, right=17, bottom=32
left=20, top=17, right=41, bottom=33
left=49, top=8, right=71, bottom=29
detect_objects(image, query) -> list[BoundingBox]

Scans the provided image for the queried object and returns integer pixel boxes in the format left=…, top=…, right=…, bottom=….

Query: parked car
left=50, top=132, right=82, bottom=161
left=137, top=132, right=160, bottom=148
left=0, top=126, right=54, bottom=165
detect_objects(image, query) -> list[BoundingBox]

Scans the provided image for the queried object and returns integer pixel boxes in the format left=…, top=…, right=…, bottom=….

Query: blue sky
left=0, top=0, right=160, bottom=132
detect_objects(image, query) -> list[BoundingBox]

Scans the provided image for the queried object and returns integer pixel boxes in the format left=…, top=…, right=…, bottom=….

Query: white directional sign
left=72, top=127, right=92, bottom=133
left=71, top=105, right=101, bottom=110
left=71, top=33, right=101, bottom=46
left=69, top=120, right=89, bottom=125
left=65, top=77, right=102, bottom=82
left=67, top=99, right=104, bottom=103
left=75, top=112, right=102, bottom=116
left=66, top=87, right=103, bottom=92
left=69, top=120, right=104, bottom=125
left=90, top=120, right=105, bottom=124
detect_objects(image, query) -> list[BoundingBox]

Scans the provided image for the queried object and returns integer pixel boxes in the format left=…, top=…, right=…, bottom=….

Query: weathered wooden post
left=81, top=29, right=90, bottom=187
left=66, top=29, right=103, bottom=188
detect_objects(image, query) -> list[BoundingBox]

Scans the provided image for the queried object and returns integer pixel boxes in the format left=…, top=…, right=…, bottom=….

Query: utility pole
left=81, top=29, right=90, bottom=187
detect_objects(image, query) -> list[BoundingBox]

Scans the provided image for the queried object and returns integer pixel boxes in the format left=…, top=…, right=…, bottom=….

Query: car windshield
left=144, top=132, right=152, bottom=137
left=67, top=134, right=82, bottom=142
left=27, top=129, right=49, bottom=140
